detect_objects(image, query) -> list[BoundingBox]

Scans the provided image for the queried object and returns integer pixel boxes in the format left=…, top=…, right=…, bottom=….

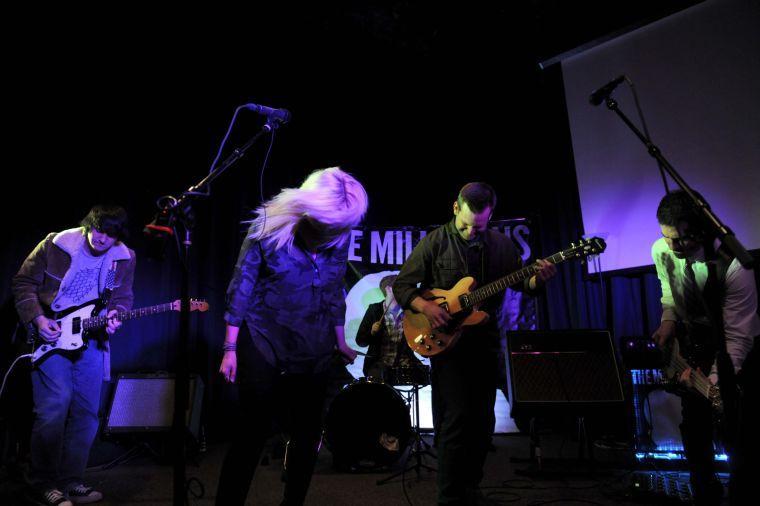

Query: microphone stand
left=154, top=118, right=283, bottom=506
left=599, top=94, right=751, bottom=460
left=601, top=95, right=753, bottom=268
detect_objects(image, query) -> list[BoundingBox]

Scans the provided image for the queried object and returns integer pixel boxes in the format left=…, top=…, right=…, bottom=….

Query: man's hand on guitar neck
left=678, top=366, right=718, bottom=389
left=33, top=315, right=61, bottom=342
left=411, top=296, right=452, bottom=329
left=105, top=310, right=123, bottom=335
left=652, top=320, right=677, bottom=348
left=529, top=258, right=558, bottom=290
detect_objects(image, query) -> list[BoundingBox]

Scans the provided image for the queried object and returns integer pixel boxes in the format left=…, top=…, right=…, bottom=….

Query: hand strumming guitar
left=33, top=315, right=61, bottom=342
left=412, top=297, right=451, bottom=329
left=652, top=320, right=677, bottom=348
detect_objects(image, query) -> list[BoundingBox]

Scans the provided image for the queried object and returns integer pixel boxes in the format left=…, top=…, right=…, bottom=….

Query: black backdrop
left=1, top=4, right=704, bottom=439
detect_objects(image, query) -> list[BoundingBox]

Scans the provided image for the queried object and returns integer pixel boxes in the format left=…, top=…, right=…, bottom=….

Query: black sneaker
left=66, top=484, right=103, bottom=504
left=32, top=488, right=73, bottom=506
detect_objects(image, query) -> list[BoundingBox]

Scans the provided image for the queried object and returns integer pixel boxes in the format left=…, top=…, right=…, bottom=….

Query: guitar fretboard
left=465, top=251, right=566, bottom=307
left=669, top=352, right=712, bottom=399
left=83, top=303, right=175, bottom=330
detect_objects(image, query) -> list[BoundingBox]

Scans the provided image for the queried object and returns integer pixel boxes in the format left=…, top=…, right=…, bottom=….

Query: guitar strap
left=99, top=261, right=118, bottom=309
left=92, top=262, right=118, bottom=345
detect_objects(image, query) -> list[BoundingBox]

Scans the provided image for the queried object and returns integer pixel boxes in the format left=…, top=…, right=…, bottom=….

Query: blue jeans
left=30, top=343, right=104, bottom=490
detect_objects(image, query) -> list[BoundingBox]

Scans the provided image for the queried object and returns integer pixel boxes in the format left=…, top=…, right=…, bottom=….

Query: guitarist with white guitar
left=651, top=190, right=759, bottom=506
left=11, top=205, right=136, bottom=506
left=393, top=183, right=556, bottom=506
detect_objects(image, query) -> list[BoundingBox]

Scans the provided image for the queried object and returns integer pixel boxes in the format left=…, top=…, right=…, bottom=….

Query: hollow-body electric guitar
left=404, top=238, right=606, bottom=357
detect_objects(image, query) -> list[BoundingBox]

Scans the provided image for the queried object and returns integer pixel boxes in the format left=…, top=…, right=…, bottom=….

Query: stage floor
left=1, top=431, right=730, bottom=505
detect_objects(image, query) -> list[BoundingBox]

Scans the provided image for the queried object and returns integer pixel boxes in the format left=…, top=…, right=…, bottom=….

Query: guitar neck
left=467, top=251, right=567, bottom=307
left=669, top=352, right=712, bottom=399
left=83, top=303, right=176, bottom=330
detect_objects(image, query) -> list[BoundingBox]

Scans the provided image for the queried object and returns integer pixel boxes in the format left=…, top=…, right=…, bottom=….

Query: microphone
left=588, top=75, right=627, bottom=106
left=244, top=103, right=291, bottom=124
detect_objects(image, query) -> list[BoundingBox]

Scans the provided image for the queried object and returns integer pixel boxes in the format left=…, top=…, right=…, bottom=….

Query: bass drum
left=324, top=377, right=411, bottom=470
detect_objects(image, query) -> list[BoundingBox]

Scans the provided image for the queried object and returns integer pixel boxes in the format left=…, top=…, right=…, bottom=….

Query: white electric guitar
left=30, top=298, right=209, bottom=364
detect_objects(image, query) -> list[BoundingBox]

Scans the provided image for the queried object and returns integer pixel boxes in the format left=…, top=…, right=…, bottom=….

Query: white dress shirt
left=652, top=237, right=760, bottom=372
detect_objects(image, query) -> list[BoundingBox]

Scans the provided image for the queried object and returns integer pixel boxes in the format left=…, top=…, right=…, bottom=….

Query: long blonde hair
left=248, top=167, right=368, bottom=252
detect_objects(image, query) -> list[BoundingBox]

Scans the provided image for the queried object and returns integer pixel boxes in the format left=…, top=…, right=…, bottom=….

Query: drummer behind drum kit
left=324, top=363, right=437, bottom=478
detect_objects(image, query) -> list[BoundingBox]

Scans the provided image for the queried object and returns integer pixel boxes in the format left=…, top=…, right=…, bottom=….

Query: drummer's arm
left=356, top=305, right=382, bottom=347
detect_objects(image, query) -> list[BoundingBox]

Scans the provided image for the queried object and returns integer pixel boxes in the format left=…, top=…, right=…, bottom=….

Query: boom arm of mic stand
left=604, top=97, right=754, bottom=268
left=184, top=123, right=274, bottom=198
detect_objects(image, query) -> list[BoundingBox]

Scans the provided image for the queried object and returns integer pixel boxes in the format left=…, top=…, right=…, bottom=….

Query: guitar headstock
left=562, top=237, right=607, bottom=259
left=170, top=299, right=210, bottom=312
left=190, top=299, right=210, bottom=312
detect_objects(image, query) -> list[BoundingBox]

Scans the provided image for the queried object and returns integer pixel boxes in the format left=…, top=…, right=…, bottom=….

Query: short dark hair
left=379, top=274, right=397, bottom=293
left=81, top=205, right=129, bottom=240
left=457, top=182, right=497, bottom=213
left=656, top=190, right=709, bottom=230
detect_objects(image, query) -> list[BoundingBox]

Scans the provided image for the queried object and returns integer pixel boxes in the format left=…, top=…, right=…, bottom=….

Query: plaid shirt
left=380, top=304, right=412, bottom=368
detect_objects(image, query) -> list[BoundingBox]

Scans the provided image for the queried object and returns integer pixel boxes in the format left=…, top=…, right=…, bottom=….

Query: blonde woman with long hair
left=216, top=167, right=368, bottom=506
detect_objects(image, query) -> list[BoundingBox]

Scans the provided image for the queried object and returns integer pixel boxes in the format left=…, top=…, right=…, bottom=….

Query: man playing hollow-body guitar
left=393, top=183, right=556, bottom=505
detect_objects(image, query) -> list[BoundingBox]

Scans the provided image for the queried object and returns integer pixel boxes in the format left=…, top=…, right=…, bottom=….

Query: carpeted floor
left=0, top=430, right=730, bottom=505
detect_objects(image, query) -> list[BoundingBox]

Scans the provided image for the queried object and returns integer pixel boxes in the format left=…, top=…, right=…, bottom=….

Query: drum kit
left=324, top=363, right=437, bottom=478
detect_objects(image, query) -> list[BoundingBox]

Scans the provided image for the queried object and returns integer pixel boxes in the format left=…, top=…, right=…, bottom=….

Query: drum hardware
left=384, top=364, right=430, bottom=387
left=376, top=366, right=436, bottom=485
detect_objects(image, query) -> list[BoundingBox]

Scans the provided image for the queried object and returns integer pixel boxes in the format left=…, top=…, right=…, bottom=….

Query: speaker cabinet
left=104, top=372, right=203, bottom=438
left=506, top=330, right=624, bottom=417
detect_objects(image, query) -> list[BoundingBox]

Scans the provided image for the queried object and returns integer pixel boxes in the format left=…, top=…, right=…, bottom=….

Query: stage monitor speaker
left=104, top=372, right=203, bottom=438
left=506, top=330, right=624, bottom=417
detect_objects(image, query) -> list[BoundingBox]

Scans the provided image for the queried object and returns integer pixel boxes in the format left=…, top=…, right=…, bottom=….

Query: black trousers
left=431, top=338, right=498, bottom=506
left=679, top=393, right=722, bottom=505
left=215, top=332, right=328, bottom=506
left=680, top=342, right=759, bottom=506
left=728, top=343, right=759, bottom=506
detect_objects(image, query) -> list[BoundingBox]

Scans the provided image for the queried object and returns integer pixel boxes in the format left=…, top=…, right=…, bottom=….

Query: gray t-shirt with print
left=52, top=242, right=106, bottom=311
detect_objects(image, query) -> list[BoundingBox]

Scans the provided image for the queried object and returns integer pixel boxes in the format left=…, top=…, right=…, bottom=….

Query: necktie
left=683, top=260, right=703, bottom=318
